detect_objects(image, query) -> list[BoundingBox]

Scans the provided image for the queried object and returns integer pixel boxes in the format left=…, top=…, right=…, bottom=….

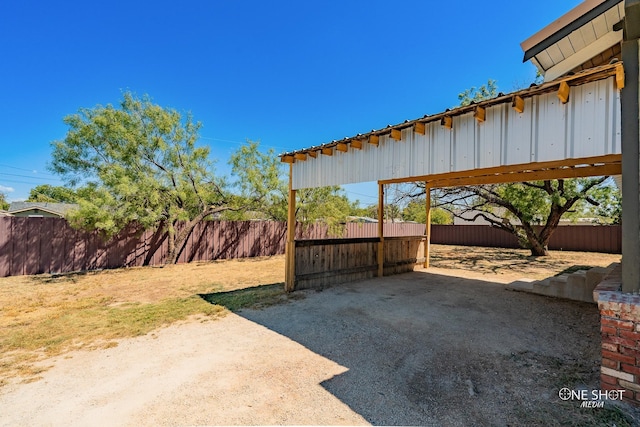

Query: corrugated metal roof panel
left=291, top=76, right=621, bottom=190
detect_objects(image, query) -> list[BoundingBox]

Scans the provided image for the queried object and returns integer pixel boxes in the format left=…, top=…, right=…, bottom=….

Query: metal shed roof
left=281, top=64, right=623, bottom=190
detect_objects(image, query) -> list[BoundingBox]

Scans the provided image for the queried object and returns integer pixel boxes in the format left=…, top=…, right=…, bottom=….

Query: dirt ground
left=0, top=245, right=633, bottom=426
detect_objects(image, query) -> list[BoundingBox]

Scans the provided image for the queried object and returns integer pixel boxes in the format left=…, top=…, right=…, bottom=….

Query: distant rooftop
left=8, top=202, right=78, bottom=216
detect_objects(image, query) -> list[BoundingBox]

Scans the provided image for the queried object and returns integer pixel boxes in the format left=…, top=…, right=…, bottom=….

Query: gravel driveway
left=0, top=269, right=632, bottom=426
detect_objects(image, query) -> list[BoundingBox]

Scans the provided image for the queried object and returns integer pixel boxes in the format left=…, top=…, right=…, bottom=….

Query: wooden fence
left=294, top=236, right=425, bottom=290
left=0, top=218, right=424, bottom=277
left=430, top=224, right=621, bottom=253
left=0, top=217, right=621, bottom=277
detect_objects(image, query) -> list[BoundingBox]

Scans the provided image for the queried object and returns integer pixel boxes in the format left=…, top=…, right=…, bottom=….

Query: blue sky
left=0, top=0, right=582, bottom=205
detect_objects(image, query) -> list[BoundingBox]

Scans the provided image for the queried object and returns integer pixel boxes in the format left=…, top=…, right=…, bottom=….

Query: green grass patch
left=199, top=282, right=300, bottom=311
left=555, top=265, right=593, bottom=277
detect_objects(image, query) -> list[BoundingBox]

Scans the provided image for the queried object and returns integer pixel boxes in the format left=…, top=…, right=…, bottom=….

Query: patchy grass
left=555, top=265, right=594, bottom=276
left=0, top=256, right=286, bottom=385
left=0, top=246, right=623, bottom=387
left=200, top=283, right=304, bottom=311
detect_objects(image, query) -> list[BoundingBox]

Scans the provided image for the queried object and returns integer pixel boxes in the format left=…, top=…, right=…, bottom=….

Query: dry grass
left=429, top=244, right=621, bottom=282
left=0, top=245, right=622, bottom=386
left=0, top=255, right=287, bottom=386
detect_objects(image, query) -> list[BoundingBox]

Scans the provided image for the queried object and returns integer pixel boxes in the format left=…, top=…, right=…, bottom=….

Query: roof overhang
left=281, top=63, right=623, bottom=190
left=281, top=63, right=623, bottom=161
left=521, top=0, right=624, bottom=81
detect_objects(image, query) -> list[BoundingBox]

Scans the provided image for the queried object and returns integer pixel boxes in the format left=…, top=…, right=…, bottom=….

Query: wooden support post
left=368, top=135, right=380, bottom=146
left=336, top=143, right=348, bottom=152
left=390, top=128, right=402, bottom=141
left=377, top=183, right=384, bottom=277
left=424, top=184, right=431, bottom=268
left=414, top=122, right=426, bottom=135
left=285, top=163, right=297, bottom=292
left=474, top=106, right=486, bottom=123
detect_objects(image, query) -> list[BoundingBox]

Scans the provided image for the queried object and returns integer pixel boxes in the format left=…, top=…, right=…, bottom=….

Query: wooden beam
left=428, top=162, right=621, bottom=189
left=307, top=150, right=317, bottom=158
left=377, top=183, right=384, bottom=277
left=368, top=135, right=380, bottom=146
left=285, top=163, right=296, bottom=292
left=557, top=81, right=570, bottom=104
left=615, top=62, right=625, bottom=90
left=336, top=143, right=348, bottom=152
left=281, top=155, right=294, bottom=163
left=441, top=116, right=452, bottom=129
left=321, top=147, right=333, bottom=156
left=294, top=153, right=307, bottom=161
left=414, top=122, right=426, bottom=135
left=351, top=139, right=363, bottom=149
left=474, top=106, right=486, bottom=123
left=424, top=184, right=431, bottom=269
left=512, top=95, right=524, bottom=113
left=379, top=154, right=622, bottom=185
left=390, top=129, right=402, bottom=141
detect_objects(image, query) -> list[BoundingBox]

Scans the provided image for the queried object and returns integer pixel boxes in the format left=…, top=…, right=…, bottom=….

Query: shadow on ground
left=204, top=271, right=636, bottom=426
left=199, top=282, right=302, bottom=312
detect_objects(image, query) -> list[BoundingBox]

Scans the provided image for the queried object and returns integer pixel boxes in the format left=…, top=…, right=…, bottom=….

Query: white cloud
left=0, top=185, right=15, bottom=193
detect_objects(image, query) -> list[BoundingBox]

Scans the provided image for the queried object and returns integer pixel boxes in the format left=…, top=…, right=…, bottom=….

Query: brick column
left=595, top=264, right=640, bottom=404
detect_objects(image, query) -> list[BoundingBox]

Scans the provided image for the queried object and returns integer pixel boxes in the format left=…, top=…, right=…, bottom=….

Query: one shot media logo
left=558, top=388, right=625, bottom=408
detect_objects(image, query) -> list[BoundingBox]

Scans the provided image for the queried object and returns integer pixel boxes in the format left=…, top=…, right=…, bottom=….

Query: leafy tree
left=402, top=198, right=452, bottom=224
left=458, top=79, right=498, bottom=106
left=0, top=192, right=8, bottom=210
left=296, top=186, right=354, bottom=235
left=434, top=178, right=611, bottom=256
left=590, top=179, right=622, bottom=224
left=50, top=92, right=280, bottom=264
left=27, top=184, right=79, bottom=203
left=348, top=203, right=378, bottom=219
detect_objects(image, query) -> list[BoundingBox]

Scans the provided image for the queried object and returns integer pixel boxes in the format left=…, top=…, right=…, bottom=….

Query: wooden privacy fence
left=0, top=218, right=425, bottom=277
left=0, top=217, right=620, bottom=277
left=430, top=224, right=621, bottom=254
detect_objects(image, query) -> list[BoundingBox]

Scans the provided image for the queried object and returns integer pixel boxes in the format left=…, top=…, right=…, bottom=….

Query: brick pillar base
left=594, top=264, right=640, bottom=404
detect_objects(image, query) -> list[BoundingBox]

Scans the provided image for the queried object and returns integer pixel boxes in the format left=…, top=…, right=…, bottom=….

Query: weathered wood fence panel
left=294, top=238, right=379, bottom=290
left=384, top=236, right=426, bottom=276
left=294, top=236, right=425, bottom=290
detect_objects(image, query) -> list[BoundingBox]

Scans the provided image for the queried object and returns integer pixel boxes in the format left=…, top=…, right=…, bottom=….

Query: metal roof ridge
left=280, top=63, right=621, bottom=158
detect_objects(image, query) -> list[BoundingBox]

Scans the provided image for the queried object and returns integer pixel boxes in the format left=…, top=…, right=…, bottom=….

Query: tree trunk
left=166, top=222, right=176, bottom=264
left=528, top=235, right=550, bottom=256
left=165, top=206, right=228, bottom=264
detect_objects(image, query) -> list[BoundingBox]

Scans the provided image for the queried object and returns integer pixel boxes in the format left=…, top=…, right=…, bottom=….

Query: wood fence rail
left=0, top=217, right=620, bottom=277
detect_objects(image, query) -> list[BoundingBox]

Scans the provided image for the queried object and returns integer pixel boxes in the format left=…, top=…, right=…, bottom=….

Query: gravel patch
left=2, top=268, right=639, bottom=425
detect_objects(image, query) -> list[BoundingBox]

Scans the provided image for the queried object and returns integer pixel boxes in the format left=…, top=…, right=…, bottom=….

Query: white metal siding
left=292, top=77, right=621, bottom=189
